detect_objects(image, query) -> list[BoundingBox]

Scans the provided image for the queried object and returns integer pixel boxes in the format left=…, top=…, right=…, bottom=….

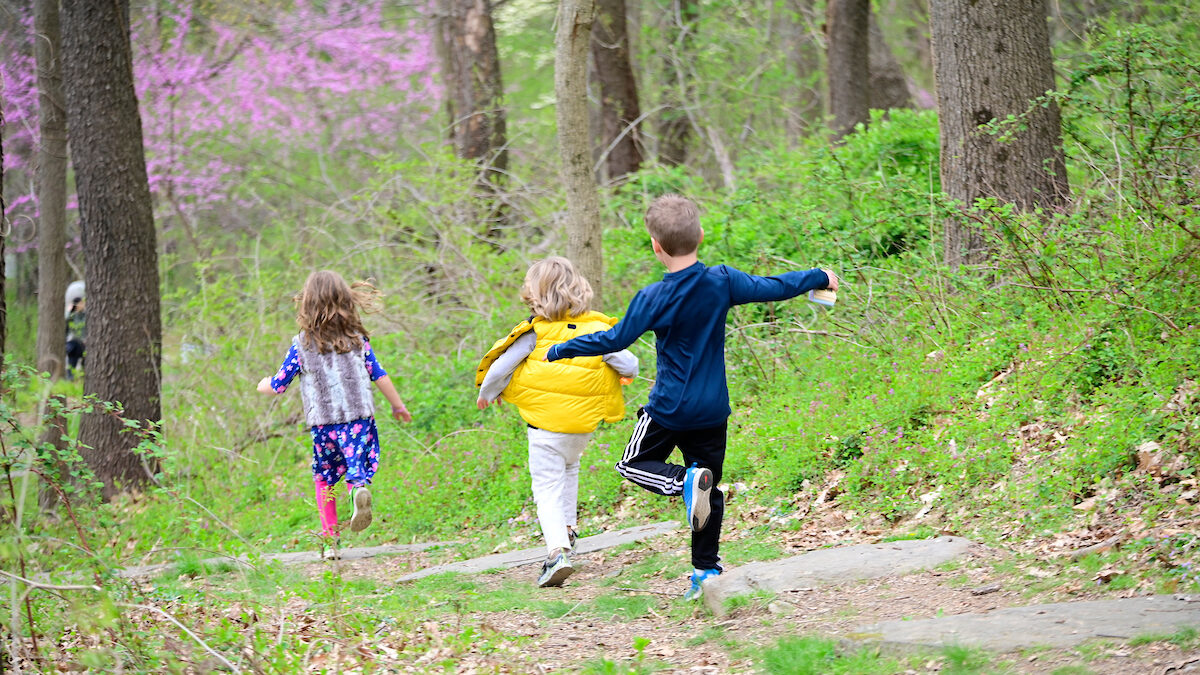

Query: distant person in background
left=64, top=281, right=86, bottom=379
left=546, top=194, right=839, bottom=601
left=256, top=271, right=412, bottom=557
left=476, top=257, right=638, bottom=588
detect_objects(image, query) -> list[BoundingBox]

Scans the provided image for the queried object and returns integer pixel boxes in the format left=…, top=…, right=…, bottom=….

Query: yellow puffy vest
left=475, top=312, right=626, bottom=433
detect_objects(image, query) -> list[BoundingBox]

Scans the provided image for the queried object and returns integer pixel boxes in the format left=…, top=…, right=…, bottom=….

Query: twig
left=615, top=587, right=677, bottom=597
left=0, top=569, right=100, bottom=593
left=116, top=603, right=241, bottom=673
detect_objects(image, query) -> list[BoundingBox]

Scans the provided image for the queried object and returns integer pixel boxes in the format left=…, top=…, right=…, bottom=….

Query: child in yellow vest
left=476, top=257, right=638, bottom=587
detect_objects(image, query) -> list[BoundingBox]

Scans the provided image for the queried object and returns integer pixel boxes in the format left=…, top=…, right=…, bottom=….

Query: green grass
left=759, top=636, right=906, bottom=674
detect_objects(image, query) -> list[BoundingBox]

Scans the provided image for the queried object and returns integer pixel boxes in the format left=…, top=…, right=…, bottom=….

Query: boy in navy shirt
left=547, top=194, right=838, bottom=600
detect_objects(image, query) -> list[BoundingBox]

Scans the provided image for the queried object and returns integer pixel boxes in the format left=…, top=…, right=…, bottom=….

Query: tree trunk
left=435, top=0, right=508, bottom=182
left=61, top=0, right=163, bottom=500
left=868, top=10, right=913, bottom=111
left=827, top=0, right=870, bottom=140
left=591, top=0, right=643, bottom=182
left=35, top=0, right=69, bottom=382
left=556, top=0, right=604, bottom=307
left=0, top=90, right=6, bottom=381
left=657, top=0, right=696, bottom=167
left=929, top=0, right=1069, bottom=267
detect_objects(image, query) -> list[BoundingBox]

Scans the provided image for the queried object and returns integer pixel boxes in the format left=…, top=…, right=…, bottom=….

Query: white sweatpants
left=527, top=427, right=591, bottom=555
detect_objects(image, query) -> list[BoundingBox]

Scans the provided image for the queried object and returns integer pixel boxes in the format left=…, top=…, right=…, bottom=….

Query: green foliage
left=760, top=635, right=904, bottom=675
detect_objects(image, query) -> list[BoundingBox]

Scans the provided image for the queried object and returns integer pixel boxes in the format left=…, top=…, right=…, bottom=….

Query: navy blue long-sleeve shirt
left=547, top=262, right=830, bottom=430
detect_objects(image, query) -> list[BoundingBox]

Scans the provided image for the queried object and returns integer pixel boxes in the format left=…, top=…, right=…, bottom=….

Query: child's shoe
left=320, top=536, right=341, bottom=560
left=683, top=567, right=721, bottom=601
left=683, top=464, right=713, bottom=532
left=537, top=550, right=574, bottom=588
left=349, top=486, right=373, bottom=532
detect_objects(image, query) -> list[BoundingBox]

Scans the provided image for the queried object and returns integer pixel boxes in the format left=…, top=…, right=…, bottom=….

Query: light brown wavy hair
left=645, top=194, right=702, bottom=256
left=520, top=256, right=593, bottom=321
left=295, top=270, right=381, bottom=354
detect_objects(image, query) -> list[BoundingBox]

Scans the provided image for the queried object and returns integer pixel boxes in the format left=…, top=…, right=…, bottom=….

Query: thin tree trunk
left=786, top=0, right=825, bottom=137
left=62, top=0, right=163, bottom=500
left=658, top=0, right=696, bottom=167
left=930, top=0, right=1069, bottom=267
left=868, top=11, right=913, bottom=111
left=827, top=0, right=870, bottom=140
left=557, top=0, right=604, bottom=307
left=591, top=0, right=643, bottom=181
left=0, top=86, right=6, bottom=382
left=35, top=0, right=69, bottom=382
left=435, top=0, right=508, bottom=182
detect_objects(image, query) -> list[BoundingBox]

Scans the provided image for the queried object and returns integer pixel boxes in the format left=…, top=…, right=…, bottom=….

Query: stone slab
left=853, top=595, right=1200, bottom=651
left=703, top=536, right=973, bottom=615
left=396, top=521, right=680, bottom=582
left=117, top=541, right=456, bottom=578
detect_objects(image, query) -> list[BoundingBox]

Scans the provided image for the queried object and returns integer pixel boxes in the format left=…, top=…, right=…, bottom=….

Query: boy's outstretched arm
left=547, top=293, right=652, bottom=361
left=728, top=267, right=835, bottom=305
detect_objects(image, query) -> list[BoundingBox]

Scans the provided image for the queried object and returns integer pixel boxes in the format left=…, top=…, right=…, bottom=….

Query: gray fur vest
left=293, top=333, right=375, bottom=427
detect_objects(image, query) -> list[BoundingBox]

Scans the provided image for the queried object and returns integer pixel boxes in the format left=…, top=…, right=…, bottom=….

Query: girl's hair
left=520, top=256, right=593, bottom=321
left=295, top=270, right=381, bottom=353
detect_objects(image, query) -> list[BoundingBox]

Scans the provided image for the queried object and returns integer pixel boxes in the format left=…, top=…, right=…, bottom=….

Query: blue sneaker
left=682, top=465, right=713, bottom=532
left=684, top=568, right=721, bottom=601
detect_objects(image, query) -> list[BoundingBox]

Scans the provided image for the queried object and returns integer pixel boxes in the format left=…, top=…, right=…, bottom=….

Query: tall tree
left=591, top=0, right=642, bottom=181
left=556, top=0, right=604, bottom=306
left=61, top=0, right=163, bottom=499
left=827, top=0, right=870, bottom=140
left=435, top=0, right=507, bottom=182
left=868, top=11, right=913, bottom=111
left=657, top=0, right=696, bottom=166
left=1, top=82, right=6, bottom=381
left=930, top=0, right=1069, bottom=267
left=35, top=0, right=69, bottom=381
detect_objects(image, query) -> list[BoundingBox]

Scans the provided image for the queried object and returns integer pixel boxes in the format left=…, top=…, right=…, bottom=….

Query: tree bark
left=827, top=0, right=870, bottom=140
left=657, top=0, right=696, bottom=167
left=929, top=0, right=1069, bottom=267
left=591, top=0, right=643, bottom=181
left=35, top=0, right=69, bottom=382
left=61, top=0, right=163, bottom=499
left=0, top=85, right=6, bottom=380
left=435, top=0, right=508, bottom=182
left=556, top=0, right=604, bottom=307
left=868, top=10, right=913, bottom=111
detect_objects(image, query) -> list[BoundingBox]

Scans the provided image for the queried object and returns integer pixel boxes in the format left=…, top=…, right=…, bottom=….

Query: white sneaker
left=349, top=486, right=373, bottom=532
left=537, top=551, right=574, bottom=588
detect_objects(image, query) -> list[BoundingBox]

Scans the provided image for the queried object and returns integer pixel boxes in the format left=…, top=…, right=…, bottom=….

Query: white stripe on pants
left=528, top=427, right=591, bottom=555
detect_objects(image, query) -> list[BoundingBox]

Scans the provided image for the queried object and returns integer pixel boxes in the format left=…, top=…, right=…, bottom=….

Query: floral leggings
left=310, top=417, right=380, bottom=488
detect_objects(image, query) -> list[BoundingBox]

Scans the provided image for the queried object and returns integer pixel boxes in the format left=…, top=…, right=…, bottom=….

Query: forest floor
left=103, top=517, right=1200, bottom=674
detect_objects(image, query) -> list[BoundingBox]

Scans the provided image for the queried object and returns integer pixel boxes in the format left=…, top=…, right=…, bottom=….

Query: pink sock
left=314, top=478, right=338, bottom=536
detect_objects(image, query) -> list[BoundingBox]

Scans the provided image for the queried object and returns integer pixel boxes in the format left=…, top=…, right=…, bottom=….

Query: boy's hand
left=392, top=404, right=412, bottom=423
left=822, top=269, right=840, bottom=292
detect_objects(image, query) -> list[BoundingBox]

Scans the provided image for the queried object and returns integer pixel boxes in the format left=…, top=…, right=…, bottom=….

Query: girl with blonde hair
left=257, top=270, right=411, bottom=555
left=476, top=257, right=638, bottom=587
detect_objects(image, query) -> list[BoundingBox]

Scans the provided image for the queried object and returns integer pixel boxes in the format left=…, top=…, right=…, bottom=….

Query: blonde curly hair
left=520, top=257, right=593, bottom=321
left=295, top=270, right=381, bottom=353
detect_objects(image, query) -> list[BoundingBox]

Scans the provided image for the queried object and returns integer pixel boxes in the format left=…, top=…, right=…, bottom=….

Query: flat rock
left=397, top=521, right=679, bottom=582
left=703, top=536, right=973, bottom=615
left=117, top=541, right=456, bottom=578
left=852, top=595, right=1200, bottom=651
